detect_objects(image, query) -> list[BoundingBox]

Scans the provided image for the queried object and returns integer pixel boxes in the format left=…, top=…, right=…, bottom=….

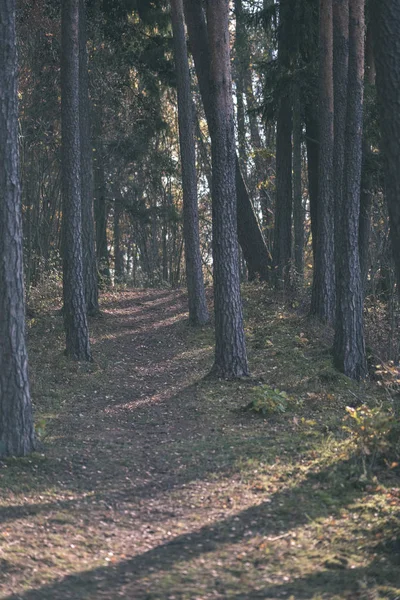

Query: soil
left=0, top=288, right=399, bottom=599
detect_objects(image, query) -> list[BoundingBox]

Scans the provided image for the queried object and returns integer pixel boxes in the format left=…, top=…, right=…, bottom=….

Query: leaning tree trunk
left=170, top=0, right=209, bottom=326
left=333, top=0, right=367, bottom=379
left=183, top=0, right=271, bottom=282
left=61, top=0, right=92, bottom=361
left=373, top=0, right=400, bottom=300
left=79, top=0, right=99, bottom=315
left=206, top=0, right=249, bottom=379
left=0, top=0, right=36, bottom=457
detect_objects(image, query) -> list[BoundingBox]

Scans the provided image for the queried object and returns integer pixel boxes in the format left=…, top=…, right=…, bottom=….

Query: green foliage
left=247, top=385, right=290, bottom=415
left=343, top=404, right=400, bottom=470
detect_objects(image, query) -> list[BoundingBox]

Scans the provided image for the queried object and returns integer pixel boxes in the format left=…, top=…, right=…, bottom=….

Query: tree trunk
left=234, top=0, right=247, bottom=170
left=305, top=106, right=319, bottom=264
left=273, top=0, right=293, bottom=289
left=79, top=0, right=99, bottom=315
left=61, top=0, right=92, bottom=361
left=0, top=0, right=36, bottom=457
left=333, top=0, right=367, bottom=379
left=293, top=81, right=304, bottom=283
left=311, top=0, right=335, bottom=323
left=113, top=195, right=124, bottom=283
left=183, top=0, right=271, bottom=282
left=170, top=0, right=209, bottom=326
left=373, top=0, right=400, bottom=299
left=205, top=0, right=249, bottom=379
left=93, top=131, right=111, bottom=284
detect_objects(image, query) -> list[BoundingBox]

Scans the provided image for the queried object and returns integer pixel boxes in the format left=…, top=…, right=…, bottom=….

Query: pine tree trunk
left=206, top=0, right=249, bottom=379
left=305, top=106, right=319, bottom=264
left=311, top=0, right=335, bottom=323
left=293, top=81, right=304, bottom=283
left=333, top=0, right=367, bottom=379
left=113, top=196, right=124, bottom=283
left=183, top=0, right=271, bottom=282
left=273, top=0, right=293, bottom=289
left=373, top=0, right=400, bottom=299
left=79, top=0, right=99, bottom=315
left=170, top=0, right=209, bottom=326
left=61, top=0, right=92, bottom=361
left=0, top=0, right=36, bottom=457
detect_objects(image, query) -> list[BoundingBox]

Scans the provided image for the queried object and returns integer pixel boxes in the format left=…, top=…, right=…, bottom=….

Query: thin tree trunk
left=305, top=106, right=319, bottom=264
left=61, top=0, right=92, bottom=361
left=311, top=0, right=335, bottom=323
left=0, top=0, right=36, bottom=457
left=79, top=0, right=99, bottom=315
left=170, top=0, right=209, bottom=325
left=293, top=81, right=304, bottom=283
left=273, top=0, right=293, bottom=289
left=206, top=0, right=249, bottom=379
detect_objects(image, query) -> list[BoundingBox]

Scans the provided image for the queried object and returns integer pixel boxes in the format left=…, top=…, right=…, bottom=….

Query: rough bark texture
left=61, top=0, right=92, bottom=361
left=170, top=0, right=209, bottom=326
left=0, top=0, right=36, bottom=457
left=305, top=106, right=319, bottom=264
left=234, top=0, right=247, bottom=170
left=183, top=0, right=271, bottom=282
left=93, top=131, right=111, bottom=284
left=273, top=0, right=293, bottom=289
left=79, top=0, right=99, bottom=315
left=373, top=0, right=400, bottom=299
left=311, top=0, right=335, bottom=323
left=333, top=0, right=367, bottom=379
left=205, top=0, right=249, bottom=379
left=293, top=82, right=304, bottom=283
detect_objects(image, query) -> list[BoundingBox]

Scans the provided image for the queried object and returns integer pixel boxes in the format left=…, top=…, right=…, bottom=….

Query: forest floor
left=1, top=285, right=400, bottom=599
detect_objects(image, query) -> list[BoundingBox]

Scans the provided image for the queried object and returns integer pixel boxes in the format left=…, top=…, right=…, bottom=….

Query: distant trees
left=7, top=0, right=400, bottom=387
left=0, top=0, right=36, bottom=456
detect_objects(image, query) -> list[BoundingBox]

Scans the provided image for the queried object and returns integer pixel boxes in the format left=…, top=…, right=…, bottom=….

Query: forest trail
left=1, top=289, right=399, bottom=599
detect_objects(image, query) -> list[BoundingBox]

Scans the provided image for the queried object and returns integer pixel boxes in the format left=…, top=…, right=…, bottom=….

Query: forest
left=0, top=0, right=400, bottom=598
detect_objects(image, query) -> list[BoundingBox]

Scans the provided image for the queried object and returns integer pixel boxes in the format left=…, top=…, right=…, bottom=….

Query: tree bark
left=170, top=0, right=209, bottom=326
left=373, top=0, right=400, bottom=299
left=183, top=0, right=271, bottom=282
left=333, top=0, right=367, bottom=379
left=311, top=0, right=335, bottom=323
left=273, top=0, right=293, bottom=289
left=305, top=106, right=320, bottom=265
left=61, top=0, right=92, bottom=361
left=205, top=0, right=249, bottom=379
left=79, top=0, right=99, bottom=315
left=293, top=81, right=304, bottom=283
left=0, top=0, right=36, bottom=457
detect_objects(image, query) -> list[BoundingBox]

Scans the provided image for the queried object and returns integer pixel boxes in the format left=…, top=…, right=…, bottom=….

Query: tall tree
left=273, top=0, right=293, bottom=289
left=333, top=0, right=367, bottom=378
left=311, top=0, right=335, bottom=323
left=79, top=0, right=99, bottom=315
left=61, top=0, right=92, bottom=360
left=205, top=0, right=249, bottom=378
left=170, top=0, right=209, bottom=326
left=0, top=0, right=36, bottom=456
left=183, top=0, right=271, bottom=282
left=373, top=0, right=400, bottom=298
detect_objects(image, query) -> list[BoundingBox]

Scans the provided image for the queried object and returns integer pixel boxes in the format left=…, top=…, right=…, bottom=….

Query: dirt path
left=0, top=289, right=399, bottom=599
